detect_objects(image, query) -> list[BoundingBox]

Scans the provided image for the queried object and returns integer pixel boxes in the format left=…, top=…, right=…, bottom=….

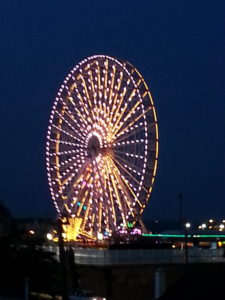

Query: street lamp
left=185, top=222, right=191, bottom=264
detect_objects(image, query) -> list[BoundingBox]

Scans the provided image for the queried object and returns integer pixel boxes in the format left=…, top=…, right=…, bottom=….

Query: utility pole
left=178, top=193, right=183, bottom=228
left=184, top=222, right=191, bottom=264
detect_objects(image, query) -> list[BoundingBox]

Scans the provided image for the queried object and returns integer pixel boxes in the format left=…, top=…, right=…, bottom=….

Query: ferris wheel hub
left=87, top=134, right=101, bottom=157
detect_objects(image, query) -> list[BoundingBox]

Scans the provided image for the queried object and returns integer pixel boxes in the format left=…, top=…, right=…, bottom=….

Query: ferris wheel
left=46, top=55, right=158, bottom=239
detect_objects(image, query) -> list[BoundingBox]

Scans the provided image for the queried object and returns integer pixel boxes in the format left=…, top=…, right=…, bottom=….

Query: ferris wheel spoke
left=67, top=91, right=93, bottom=123
left=108, top=87, right=127, bottom=131
left=59, top=154, right=87, bottom=167
left=114, top=69, right=123, bottom=96
left=109, top=155, right=148, bottom=194
left=117, top=170, right=143, bottom=209
left=58, top=201, right=71, bottom=215
left=112, top=152, right=151, bottom=177
left=110, top=102, right=128, bottom=138
left=52, top=124, right=84, bottom=144
left=80, top=75, right=91, bottom=104
left=59, top=100, right=88, bottom=134
left=104, top=159, right=117, bottom=226
left=92, top=157, right=108, bottom=231
left=72, top=80, right=97, bottom=124
left=108, top=64, right=116, bottom=103
left=74, top=106, right=91, bottom=127
left=54, top=110, right=86, bottom=141
left=90, top=160, right=101, bottom=228
left=60, top=96, right=91, bottom=129
left=120, top=98, right=140, bottom=125
left=86, top=70, right=101, bottom=123
left=95, top=62, right=102, bottom=91
left=109, top=69, right=123, bottom=116
left=98, top=200, right=103, bottom=233
left=76, top=188, right=90, bottom=218
left=113, top=149, right=144, bottom=160
left=103, top=59, right=108, bottom=100
left=91, top=65, right=104, bottom=123
left=113, top=106, right=152, bottom=140
left=114, top=122, right=154, bottom=144
left=81, top=188, right=93, bottom=231
left=111, top=166, right=135, bottom=221
left=90, top=213, right=96, bottom=233
left=63, top=163, right=92, bottom=212
left=114, top=139, right=145, bottom=147
left=102, top=163, right=113, bottom=230
left=107, top=157, right=135, bottom=217
left=49, top=148, right=86, bottom=157
left=48, top=137, right=85, bottom=148
left=110, top=154, right=142, bottom=177
left=110, top=87, right=137, bottom=134
left=87, top=69, right=96, bottom=95
left=61, top=172, right=80, bottom=189
left=58, top=156, right=85, bottom=174
left=63, top=158, right=91, bottom=192
left=106, top=160, right=127, bottom=226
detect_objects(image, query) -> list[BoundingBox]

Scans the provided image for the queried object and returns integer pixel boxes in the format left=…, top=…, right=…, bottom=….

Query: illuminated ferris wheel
left=46, top=55, right=158, bottom=239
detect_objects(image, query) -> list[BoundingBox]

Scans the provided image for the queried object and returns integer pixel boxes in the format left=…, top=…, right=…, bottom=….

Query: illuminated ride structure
left=46, top=55, right=158, bottom=240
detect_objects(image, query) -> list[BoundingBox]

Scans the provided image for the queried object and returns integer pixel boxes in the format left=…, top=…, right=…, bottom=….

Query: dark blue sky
left=0, top=0, right=225, bottom=221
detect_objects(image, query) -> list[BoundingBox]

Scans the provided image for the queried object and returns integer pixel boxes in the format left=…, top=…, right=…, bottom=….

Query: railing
left=45, top=246, right=225, bottom=265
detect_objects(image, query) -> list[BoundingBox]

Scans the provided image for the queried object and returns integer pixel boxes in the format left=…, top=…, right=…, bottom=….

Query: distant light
left=131, top=228, right=142, bottom=235
left=97, top=232, right=103, bottom=240
left=219, top=224, right=225, bottom=230
left=119, top=229, right=128, bottom=234
left=185, top=222, right=191, bottom=229
left=172, top=244, right=176, bottom=249
left=201, top=223, right=207, bottom=229
left=209, top=219, right=214, bottom=223
left=47, top=233, right=53, bottom=240
left=62, top=233, right=67, bottom=239
left=218, top=241, right=222, bottom=247
left=29, top=230, right=34, bottom=235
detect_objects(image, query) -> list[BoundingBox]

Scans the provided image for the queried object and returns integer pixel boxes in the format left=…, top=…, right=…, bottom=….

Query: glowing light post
left=185, top=222, right=191, bottom=264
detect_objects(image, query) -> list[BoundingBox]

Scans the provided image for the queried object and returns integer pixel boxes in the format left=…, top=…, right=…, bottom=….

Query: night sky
left=1, top=1, right=225, bottom=221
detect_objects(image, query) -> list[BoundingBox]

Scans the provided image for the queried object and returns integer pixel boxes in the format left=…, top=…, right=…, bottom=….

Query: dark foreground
left=76, top=263, right=225, bottom=300
left=0, top=242, right=225, bottom=300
